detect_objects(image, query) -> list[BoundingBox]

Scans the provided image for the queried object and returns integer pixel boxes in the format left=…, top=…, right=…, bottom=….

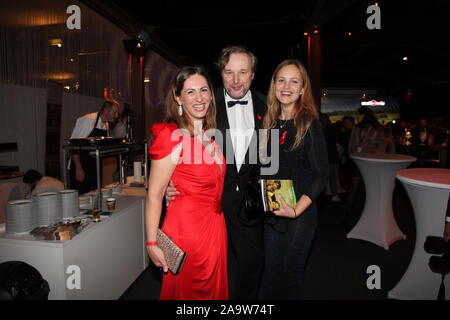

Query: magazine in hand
left=260, top=179, right=297, bottom=212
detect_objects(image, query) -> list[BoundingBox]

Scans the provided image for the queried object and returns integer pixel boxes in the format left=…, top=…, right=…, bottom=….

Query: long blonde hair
left=263, top=59, right=318, bottom=150
left=165, top=66, right=217, bottom=133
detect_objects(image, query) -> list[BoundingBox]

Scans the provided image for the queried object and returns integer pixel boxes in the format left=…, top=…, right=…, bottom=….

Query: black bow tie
left=227, top=100, right=248, bottom=108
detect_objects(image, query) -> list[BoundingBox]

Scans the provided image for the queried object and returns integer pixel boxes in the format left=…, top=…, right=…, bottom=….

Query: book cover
left=260, top=179, right=297, bottom=212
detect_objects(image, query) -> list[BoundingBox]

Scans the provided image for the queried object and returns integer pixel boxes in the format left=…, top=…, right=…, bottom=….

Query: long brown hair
left=164, top=66, right=217, bottom=132
left=263, top=59, right=318, bottom=150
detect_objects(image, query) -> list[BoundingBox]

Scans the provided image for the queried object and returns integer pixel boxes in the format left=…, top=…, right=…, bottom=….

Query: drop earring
left=178, top=104, right=183, bottom=116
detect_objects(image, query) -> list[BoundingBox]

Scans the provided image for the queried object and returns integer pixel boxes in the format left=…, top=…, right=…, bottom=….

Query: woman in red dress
left=145, top=66, right=228, bottom=300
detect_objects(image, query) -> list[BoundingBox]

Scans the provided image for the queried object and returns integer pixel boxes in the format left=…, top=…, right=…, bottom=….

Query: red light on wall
left=313, top=30, right=319, bottom=34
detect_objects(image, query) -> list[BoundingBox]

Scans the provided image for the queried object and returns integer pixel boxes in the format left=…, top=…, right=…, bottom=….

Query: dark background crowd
left=319, top=112, right=449, bottom=205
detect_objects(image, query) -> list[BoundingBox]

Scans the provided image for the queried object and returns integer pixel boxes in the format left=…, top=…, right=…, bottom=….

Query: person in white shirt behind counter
left=69, top=99, right=120, bottom=194
left=23, top=170, right=64, bottom=198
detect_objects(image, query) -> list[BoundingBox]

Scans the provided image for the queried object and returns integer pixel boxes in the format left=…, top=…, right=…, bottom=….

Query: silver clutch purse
left=157, top=229, right=187, bottom=275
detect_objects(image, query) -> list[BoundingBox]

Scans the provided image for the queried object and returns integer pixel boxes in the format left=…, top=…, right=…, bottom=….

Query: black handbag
left=238, top=181, right=266, bottom=226
left=0, top=261, right=50, bottom=300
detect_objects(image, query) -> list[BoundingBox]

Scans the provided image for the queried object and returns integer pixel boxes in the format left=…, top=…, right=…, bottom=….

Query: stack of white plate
left=6, top=199, right=37, bottom=234
left=36, top=192, right=62, bottom=226
left=59, top=189, right=79, bottom=219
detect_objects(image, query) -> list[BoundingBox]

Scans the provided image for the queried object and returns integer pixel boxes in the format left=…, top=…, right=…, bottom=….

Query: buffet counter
left=0, top=195, right=148, bottom=300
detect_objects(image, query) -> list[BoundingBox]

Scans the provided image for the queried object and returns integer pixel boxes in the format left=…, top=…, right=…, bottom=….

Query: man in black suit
left=214, top=46, right=266, bottom=300
left=167, top=46, right=266, bottom=299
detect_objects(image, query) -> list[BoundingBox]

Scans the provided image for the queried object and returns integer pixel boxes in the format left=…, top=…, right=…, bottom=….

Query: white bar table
left=0, top=195, right=147, bottom=300
left=389, top=168, right=450, bottom=300
left=347, top=153, right=416, bottom=250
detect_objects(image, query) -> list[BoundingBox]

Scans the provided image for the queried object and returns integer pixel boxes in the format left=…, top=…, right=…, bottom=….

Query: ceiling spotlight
left=403, top=56, right=408, bottom=61
left=347, top=32, right=352, bottom=36
left=49, top=38, right=62, bottom=47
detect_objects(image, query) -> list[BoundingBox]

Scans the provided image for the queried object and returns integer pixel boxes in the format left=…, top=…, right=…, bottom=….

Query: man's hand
left=165, top=180, right=180, bottom=206
left=75, top=167, right=85, bottom=183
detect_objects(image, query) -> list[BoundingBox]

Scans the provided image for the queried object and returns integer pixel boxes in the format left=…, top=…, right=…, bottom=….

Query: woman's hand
left=147, top=246, right=169, bottom=273
left=273, top=196, right=299, bottom=219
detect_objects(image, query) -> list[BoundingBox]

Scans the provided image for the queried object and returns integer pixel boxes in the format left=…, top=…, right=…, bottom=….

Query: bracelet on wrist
left=146, top=241, right=158, bottom=246
left=446, top=216, right=450, bottom=223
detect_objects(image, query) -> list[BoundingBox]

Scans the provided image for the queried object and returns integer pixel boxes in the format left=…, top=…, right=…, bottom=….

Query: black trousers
left=224, top=191, right=264, bottom=300
left=69, top=153, right=98, bottom=195
left=260, top=206, right=318, bottom=300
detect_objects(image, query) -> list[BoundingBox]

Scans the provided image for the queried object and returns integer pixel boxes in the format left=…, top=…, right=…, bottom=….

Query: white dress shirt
left=225, top=90, right=255, bottom=172
left=70, top=112, right=107, bottom=138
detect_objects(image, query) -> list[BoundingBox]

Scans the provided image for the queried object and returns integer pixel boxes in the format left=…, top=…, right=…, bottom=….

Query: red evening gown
left=148, top=122, right=228, bottom=300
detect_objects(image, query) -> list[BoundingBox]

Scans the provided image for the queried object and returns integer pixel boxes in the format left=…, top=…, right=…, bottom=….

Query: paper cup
left=106, top=198, right=116, bottom=210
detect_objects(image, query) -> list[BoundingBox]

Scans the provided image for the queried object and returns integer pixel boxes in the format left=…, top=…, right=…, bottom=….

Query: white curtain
left=0, top=0, right=130, bottom=99
left=0, top=0, right=131, bottom=179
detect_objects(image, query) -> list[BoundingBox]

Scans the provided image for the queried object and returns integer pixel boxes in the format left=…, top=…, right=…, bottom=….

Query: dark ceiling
left=111, top=0, right=450, bottom=117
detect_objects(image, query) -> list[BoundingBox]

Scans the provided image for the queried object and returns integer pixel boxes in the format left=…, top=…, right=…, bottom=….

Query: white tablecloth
left=347, top=153, right=416, bottom=249
left=389, top=168, right=450, bottom=300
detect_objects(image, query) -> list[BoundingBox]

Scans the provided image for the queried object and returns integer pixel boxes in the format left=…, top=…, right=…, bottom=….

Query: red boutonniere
left=257, top=114, right=262, bottom=121
left=280, top=130, right=288, bottom=145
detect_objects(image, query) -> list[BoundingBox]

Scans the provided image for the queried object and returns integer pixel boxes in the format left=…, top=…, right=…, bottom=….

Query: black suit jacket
left=214, top=88, right=267, bottom=216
